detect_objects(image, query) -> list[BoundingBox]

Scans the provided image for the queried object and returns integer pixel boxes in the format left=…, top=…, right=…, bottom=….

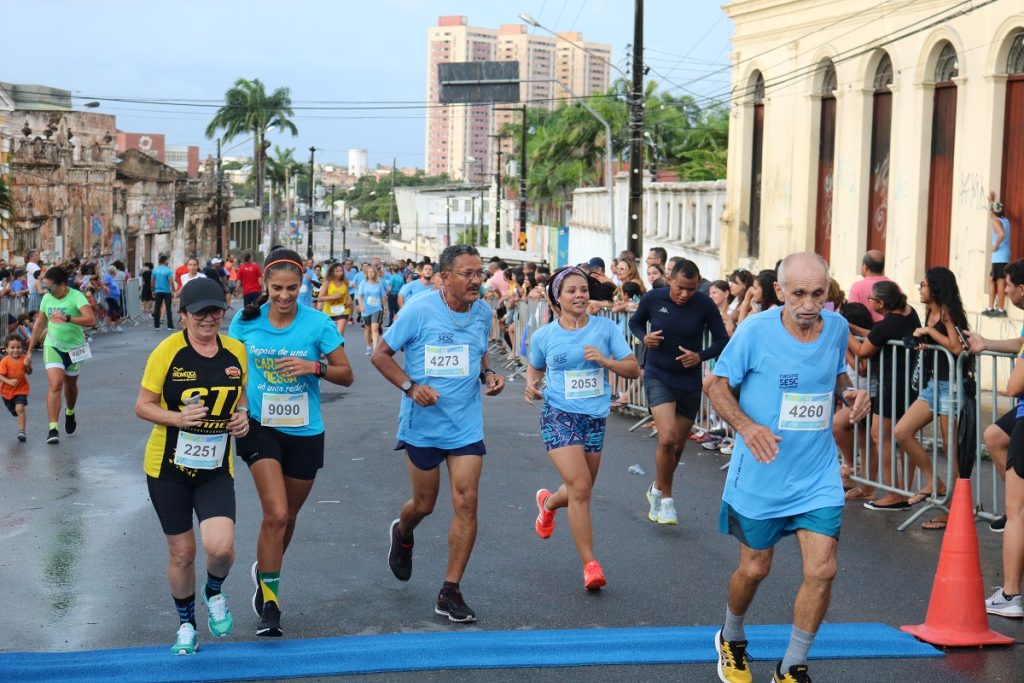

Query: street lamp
left=327, top=184, right=338, bottom=260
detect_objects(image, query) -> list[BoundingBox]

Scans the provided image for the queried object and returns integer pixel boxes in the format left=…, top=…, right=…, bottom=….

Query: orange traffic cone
left=901, top=478, right=1013, bottom=647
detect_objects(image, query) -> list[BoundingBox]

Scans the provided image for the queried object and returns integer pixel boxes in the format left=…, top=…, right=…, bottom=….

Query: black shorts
left=363, top=310, right=383, bottom=326
left=243, top=292, right=261, bottom=307
left=995, top=407, right=1016, bottom=436
left=396, top=440, right=486, bottom=472
left=3, top=395, right=27, bottom=416
left=644, top=376, right=701, bottom=420
left=105, top=297, right=122, bottom=318
left=991, top=262, right=1008, bottom=280
left=147, top=474, right=235, bottom=536
left=1006, top=415, right=1024, bottom=478
left=235, top=419, right=325, bottom=480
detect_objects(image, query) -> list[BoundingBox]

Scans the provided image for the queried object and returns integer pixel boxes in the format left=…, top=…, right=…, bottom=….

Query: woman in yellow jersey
left=317, top=262, right=350, bottom=336
left=135, top=277, right=251, bottom=655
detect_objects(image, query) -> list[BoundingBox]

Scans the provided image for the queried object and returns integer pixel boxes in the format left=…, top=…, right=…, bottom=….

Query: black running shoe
left=251, top=561, right=263, bottom=616
left=773, top=662, right=812, bottom=682
left=435, top=587, right=476, bottom=623
left=17, top=432, right=26, bottom=442
left=65, top=412, right=76, bottom=435
left=388, top=519, right=413, bottom=581
left=47, top=428, right=59, bottom=444
left=990, top=515, right=1007, bottom=533
left=256, top=601, right=282, bottom=637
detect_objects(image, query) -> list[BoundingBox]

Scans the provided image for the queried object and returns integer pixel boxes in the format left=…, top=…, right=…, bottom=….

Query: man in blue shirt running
left=706, top=253, right=869, bottom=683
left=372, top=244, right=504, bottom=624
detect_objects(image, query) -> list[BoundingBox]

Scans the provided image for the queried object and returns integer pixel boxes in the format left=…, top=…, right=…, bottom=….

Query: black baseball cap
left=180, top=277, right=228, bottom=313
left=586, top=257, right=606, bottom=271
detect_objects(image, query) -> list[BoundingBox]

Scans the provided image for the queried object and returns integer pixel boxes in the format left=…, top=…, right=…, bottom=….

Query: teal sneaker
left=203, top=589, right=233, bottom=637
left=169, top=622, right=198, bottom=655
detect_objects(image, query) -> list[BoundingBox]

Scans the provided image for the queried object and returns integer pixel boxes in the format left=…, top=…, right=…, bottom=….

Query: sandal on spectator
left=922, top=517, right=948, bottom=530
left=845, top=486, right=874, bottom=501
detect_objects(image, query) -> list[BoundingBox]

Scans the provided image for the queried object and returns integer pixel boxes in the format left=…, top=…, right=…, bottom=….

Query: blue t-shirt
left=382, top=291, right=493, bottom=449
left=528, top=315, right=633, bottom=418
left=712, top=308, right=848, bottom=520
left=152, top=265, right=174, bottom=294
left=345, top=268, right=365, bottom=287
left=11, top=279, right=27, bottom=294
left=102, top=273, right=121, bottom=300
left=993, top=216, right=1012, bottom=263
left=298, top=268, right=317, bottom=308
left=399, top=279, right=433, bottom=303
left=358, top=280, right=387, bottom=315
left=228, top=304, right=344, bottom=436
left=388, top=273, right=405, bottom=295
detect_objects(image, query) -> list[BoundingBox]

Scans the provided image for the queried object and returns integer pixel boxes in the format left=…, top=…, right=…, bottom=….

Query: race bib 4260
left=778, top=392, right=831, bottom=431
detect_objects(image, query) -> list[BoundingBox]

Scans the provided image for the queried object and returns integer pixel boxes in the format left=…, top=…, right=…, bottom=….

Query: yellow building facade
left=721, top=0, right=1024, bottom=321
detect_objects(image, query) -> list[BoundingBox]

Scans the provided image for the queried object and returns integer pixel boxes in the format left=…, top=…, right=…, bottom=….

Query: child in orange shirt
left=0, top=335, right=32, bottom=442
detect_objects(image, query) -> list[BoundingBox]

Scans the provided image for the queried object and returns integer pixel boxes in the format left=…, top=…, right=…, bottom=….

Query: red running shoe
left=583, top=560, right=606, bottom=591
left=535, top=489, right=556, bottom=538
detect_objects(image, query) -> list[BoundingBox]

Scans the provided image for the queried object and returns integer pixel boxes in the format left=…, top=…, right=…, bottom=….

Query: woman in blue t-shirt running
left=525, top=267, right=639, bottom=592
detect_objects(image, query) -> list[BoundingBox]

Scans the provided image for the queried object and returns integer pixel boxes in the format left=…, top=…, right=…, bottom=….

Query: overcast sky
left=5, top=0, right=733, bottom=168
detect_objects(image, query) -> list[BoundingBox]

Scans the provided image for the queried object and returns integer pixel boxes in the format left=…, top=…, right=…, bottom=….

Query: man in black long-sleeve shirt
left=628, top=259, right=729, bottom=525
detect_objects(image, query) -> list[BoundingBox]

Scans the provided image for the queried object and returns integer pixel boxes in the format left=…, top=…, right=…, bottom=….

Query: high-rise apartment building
left=425, top=16, right=611, bottom=182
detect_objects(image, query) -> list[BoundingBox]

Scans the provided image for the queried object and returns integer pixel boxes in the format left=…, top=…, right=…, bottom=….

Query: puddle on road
left=43, top=514, right=84, bottom=616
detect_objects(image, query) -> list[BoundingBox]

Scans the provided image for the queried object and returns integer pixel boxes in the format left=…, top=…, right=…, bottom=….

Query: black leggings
left=153, top=292, right=174, bottom=328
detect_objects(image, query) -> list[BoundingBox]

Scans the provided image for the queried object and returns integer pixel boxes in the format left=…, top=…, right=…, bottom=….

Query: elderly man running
left=706, top=253, right=870, bottom=683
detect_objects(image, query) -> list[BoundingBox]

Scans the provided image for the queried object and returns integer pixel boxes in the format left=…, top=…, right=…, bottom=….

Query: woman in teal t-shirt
left=25, top=266, right=96, bottom=444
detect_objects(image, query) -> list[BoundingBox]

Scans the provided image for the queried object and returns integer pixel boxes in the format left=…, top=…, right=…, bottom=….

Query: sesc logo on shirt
left=553, top=352, right=568, bottom=365
left=438, top=332, right=455, bottom=344
left=778, top=373, right=799, bottom=389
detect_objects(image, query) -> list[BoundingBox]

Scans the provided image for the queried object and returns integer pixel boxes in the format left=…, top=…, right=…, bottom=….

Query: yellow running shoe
left=714, top=628, right=752, bottom=683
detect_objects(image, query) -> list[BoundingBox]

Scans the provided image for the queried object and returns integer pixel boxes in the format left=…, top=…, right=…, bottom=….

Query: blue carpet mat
left=1, top=622, right=941, bottom=682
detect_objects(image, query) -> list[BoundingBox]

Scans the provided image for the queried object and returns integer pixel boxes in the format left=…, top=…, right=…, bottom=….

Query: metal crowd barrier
left=0, top=294, right=31, bottom=347
left=970, top=348, right=1015, bottom=522
left=122, top=278, right=142, bottom=326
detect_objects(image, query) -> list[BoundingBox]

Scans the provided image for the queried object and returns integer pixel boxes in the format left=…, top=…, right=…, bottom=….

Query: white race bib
left=424, top=344, right=469, bottom=377
left=262, top=392, right=310, bottom=427
left=174, top=431, right=228, bottom=470
left=366, top=296, right=380, bottom=307
left=564, top=368, right=603, bottom=399
left=68, top=343, right=92, bottom=364
left=329, top=304, right=346, bottom=316
left=300, top=284, right=309, bottom=293
left=778, top=392, right=831, bottom=431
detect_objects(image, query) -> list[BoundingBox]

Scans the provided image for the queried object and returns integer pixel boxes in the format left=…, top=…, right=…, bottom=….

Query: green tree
left=265, top=146, right=303, bottom=227
left=205, top=78, right=298, bottom=220
left=0, top=176, right=12, bottom=229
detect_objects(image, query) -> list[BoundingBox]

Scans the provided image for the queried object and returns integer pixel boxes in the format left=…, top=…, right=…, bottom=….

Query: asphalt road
left=0, top=318, right=1021, bottom=682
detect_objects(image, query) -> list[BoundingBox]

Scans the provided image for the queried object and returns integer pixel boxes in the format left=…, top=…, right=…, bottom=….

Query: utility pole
left=386, top=157, right=396, bottom=241
left=518, top=105, right=528, bottom=250
left=627, top=0, right=645, bottom=258
left=306, top=146, right=316, bottom=259
left=215, top=138, right=223, bottom=257
left=446, top=195, right=451, bottom=248
left=328, top=184, right=336, bottom=260
left=490, top=134, right=508, bottom=249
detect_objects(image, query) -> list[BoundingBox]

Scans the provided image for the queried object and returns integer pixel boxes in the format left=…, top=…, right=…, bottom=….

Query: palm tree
left=205, top=78, right=298, bottom=221
left=265, top=146, right=302, bottom=229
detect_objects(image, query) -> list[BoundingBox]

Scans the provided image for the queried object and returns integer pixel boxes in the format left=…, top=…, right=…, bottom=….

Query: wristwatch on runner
left=400, top=379, right=414, bottom=394
left=317, top=361, right=328, bottom=378
left=479, top=369, right=496, bottom=384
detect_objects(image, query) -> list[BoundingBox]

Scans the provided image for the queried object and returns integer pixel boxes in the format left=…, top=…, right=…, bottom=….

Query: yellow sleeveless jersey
left=140, top=332, right=247, bottom=480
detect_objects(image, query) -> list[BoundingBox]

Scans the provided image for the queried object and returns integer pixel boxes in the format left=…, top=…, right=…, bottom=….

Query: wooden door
left=814, top=97, right=836, bottom=261
left=867, top=92, right=891, bottom=253
left=926, top=84, right=957, bottom=269
left=1002, top=76, right=1024, bottom=260
left=749, top=103, right=764, bottom=258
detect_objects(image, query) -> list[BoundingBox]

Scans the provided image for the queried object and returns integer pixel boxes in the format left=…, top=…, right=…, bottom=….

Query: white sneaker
left=645, top=484, right=662, bottom=522
left=657, top=497, right=678, bottom=525
left=985, top=588, right=1024, bottom=617
left=364, top=346, right=372, bottom=355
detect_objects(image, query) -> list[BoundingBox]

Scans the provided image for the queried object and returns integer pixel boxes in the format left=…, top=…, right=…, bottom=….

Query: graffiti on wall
left=145, top=205, right=173, bottom=232
left=91, top=214, right=104, bottom=236
left=111, top=230, right=126, bottom=262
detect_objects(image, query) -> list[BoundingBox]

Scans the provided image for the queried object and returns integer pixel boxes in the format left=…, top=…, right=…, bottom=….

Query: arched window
left=821, top=62, right=837, bottom=96
left=753, top=72, right=765, bottom=102
left=1009, top=31, right=1024, bottom=74
left=873, top=53, right=893, bottom=91
left=935, top=43, right=959, bottom=82
left=867, top=53, right=893, bottom=254
left=748, top=71, right=765, bottom=257
left=814, top=60, right=837, bottom=260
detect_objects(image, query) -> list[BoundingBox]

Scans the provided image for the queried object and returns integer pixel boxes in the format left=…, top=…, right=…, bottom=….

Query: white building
left=721, top=0, right=1024, bottom=326
left=347, top=148, right=368, bottom=178
left=392, top=184, right=500, bottom=260
left=570, top=176, right=727, bottom=278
